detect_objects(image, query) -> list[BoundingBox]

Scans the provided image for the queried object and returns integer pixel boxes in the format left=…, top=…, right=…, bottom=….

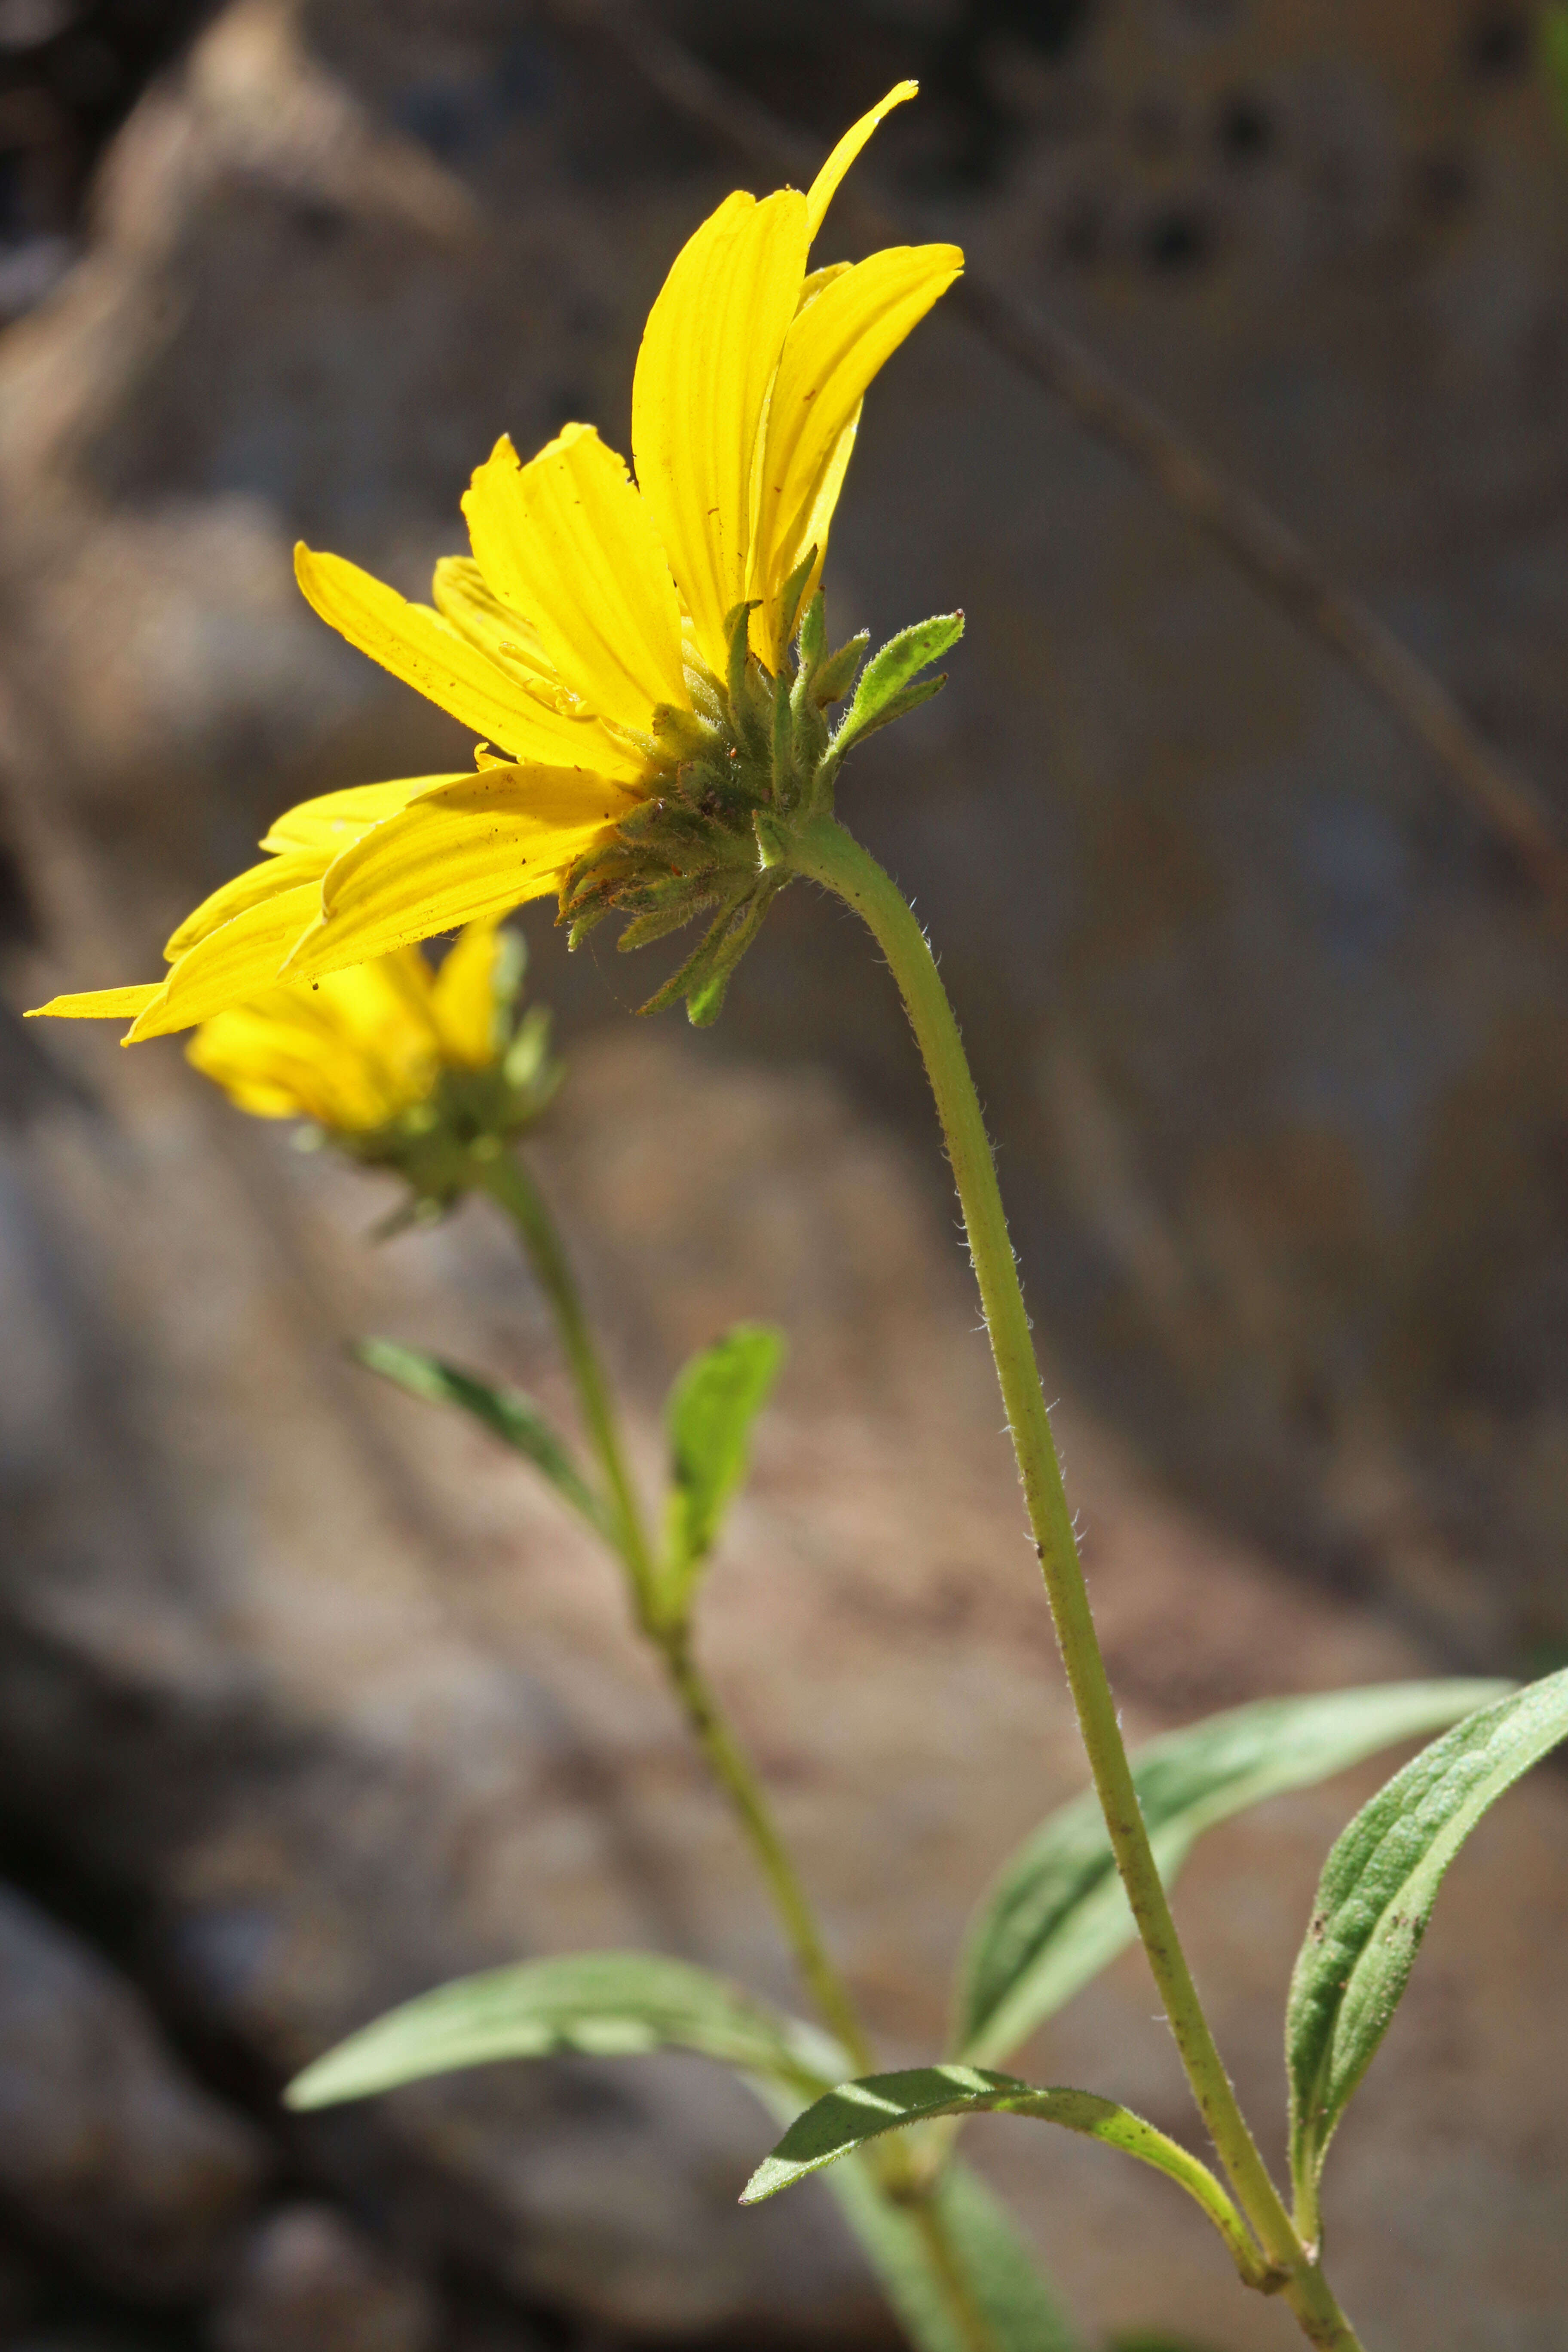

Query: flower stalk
left=472, top=1135, right=1014, bottom=2339
left=468, top=1146, right=879, bottom=2077
left=785, top=815, right=1365, bottom=2352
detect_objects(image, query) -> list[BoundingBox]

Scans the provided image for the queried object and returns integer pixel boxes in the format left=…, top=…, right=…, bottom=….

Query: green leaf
left=290, top=1955, right=1085, bottom=2352
left=831, top=612, right=964, bottom=760
left=957, top=1678, right=1507, bottom=2068
left=662, top=1324, right=785, bottom=1604
left=742, top=2066, right=1266, bottom=2289
left=355, top=1337, right=607, bottom=1536
left=826, top=2150, right=1083, bottom=2352
left=285, top=1950, right=845, bottom=2111
left=1286, top=1668, right=1568, bottom=2229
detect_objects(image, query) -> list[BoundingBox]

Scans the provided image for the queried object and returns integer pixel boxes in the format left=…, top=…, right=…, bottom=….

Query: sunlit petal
left=259, top=775, right=449, bottom=856
left=430, top=557, right=561, bottom=699
left=163, top=849, right=328, bottom=960
left=129, top=883, right=325, bottom=1041
left=464, top=426, right=687, bottom=732
left=295, top=545, right=645, bottom=781
left=632, top=187, right=808, bottom=678
left=26, top=983, right=162, bottom=1025
left=430, top=918, right=506, bottom=1068
left=749, top=242, right=962, bottom=665
left=803, top=81, right=918, bottom=244
left=285, top=766, right=630, bottom=978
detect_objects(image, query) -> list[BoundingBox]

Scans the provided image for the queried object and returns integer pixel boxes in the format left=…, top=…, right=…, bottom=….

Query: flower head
left=185, top=919, right=561, bottom=1204
left=29, top=84, right=962, bottom=1038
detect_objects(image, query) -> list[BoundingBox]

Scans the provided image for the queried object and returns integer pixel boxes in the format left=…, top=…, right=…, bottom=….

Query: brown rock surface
left=211, top=2204, right=437, bottom=2352
left=0, top=1, right=1566, bottom=2344
left=3, top=963, right=1567, bottom=2343
left=2, top=0, right=1568, bottom=1653
left=0, top=1882, right=266, bottom=2297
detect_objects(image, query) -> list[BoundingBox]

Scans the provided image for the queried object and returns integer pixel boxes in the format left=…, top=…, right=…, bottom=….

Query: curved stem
left=477, top=1149, right=657, bottom=1605
left=788, top=816, right=1364, bottom=2352
left=657, top=1625, right=877, bottom=2076
left=475, top=1146, right=874, bottom=2076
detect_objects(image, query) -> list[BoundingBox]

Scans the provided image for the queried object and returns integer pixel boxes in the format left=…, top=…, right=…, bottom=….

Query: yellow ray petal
left=804, top=81, right=918, bottom=244
left=284, top=766, right=628, bottom=979
left=260, top=774, right=449, bottom=856
left=430, top=556, right=560, bottom=699
left=187, top=992, right=422, bottom=1129
left=749, top=241, right=962, bottom=664
left=163, top=849, right=328, bottom=960
left=464, top=427, right=687, bottom=733
left=26, top=983, right=163, bottom=1024
left=129, top=883, right=325, bottom=1041
left=430, top=918, right=506, bottom=1068
left=632, top=187, right=809, bottom=679
left=295, top=545, right=645, bottom=782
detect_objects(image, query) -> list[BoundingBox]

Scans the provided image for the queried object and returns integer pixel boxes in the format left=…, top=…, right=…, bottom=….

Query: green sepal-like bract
left=555, top=588, right=962, bottom=1025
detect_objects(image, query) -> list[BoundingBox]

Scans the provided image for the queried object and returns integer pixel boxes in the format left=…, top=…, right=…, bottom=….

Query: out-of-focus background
left=2, top=1, right=1568, bottom=2346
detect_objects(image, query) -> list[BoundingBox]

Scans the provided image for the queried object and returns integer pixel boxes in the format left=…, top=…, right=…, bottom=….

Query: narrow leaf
left=1286, top=1668, right=1568, bottom=2225
left=832, top=612, right=964, bottom=759
left=826, top=2151, right=1084, bottom=2352
left=662, top=1324, right=785, bottom=1600
left=742, top=2066, right=1264, bottom=2288
left=957, top=1679, right=1507, bottom=2067
left=355, top=1338, right=606, bottom=1535
left=285, top=1950, right=845, bottom=2110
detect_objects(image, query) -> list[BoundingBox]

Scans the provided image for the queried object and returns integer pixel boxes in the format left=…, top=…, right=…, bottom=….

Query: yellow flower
left=28, top=83, right=961, bottom=1041
left=184, top=918, right=514, bottom=1132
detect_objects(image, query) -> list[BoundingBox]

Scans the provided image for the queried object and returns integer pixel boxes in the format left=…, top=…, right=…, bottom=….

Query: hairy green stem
left=789, top=816, right=1363, bottom=2352
left=477, top=1147, right=878, bottom=2073
left=478, top=1150, right=656, bottom=1605
left=478, top=1143, right=1003, bottom=2335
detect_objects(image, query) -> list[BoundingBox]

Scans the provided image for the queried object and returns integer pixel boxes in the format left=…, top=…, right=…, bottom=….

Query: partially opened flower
left=185, top=918, right=560, bottom=1202
left=30, top=81, right=962, bottom=1037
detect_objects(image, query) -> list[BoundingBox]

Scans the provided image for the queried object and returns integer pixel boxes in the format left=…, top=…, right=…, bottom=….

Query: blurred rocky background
left=0, top=0, right=1567, bottom=2346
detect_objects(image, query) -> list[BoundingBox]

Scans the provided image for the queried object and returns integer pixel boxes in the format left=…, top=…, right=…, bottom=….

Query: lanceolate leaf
left=831, top=612, right=964, bottom=761
left=743, top=2066, right=1264, bottom=2288
left=662, top=1324, right=785, bottom=1605
left=285, top=1951, right=844, bottom=2111
left=826, top=2149, right=1083, bottom=2352
left=1286, top=1669, right=1568, bottom=2229
left=356, top=1337, right=606, bottom=1535
left=288, top=1959, right=1085, bottom=2351
left=956, top=1680, right=1507, bottom=2067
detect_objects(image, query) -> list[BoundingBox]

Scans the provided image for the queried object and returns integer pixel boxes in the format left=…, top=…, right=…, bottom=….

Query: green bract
left=560, top=592, right=963, bottom=1026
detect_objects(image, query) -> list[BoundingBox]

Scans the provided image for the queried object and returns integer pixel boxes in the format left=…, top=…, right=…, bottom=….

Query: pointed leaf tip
left=355, top=1338, right=607, bottom=1535
left=1285, top=1669, right=1568, bottom=2228
left=956, top=1678, right=1510, bottom=2068
left=831, top=612, right=964, bottom=762
left=741, top=2064, right=1264, bottom=2286
left=660, top=1323, right=785, bottom=1614
left=285, top=1950, right=845, bottom=2112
